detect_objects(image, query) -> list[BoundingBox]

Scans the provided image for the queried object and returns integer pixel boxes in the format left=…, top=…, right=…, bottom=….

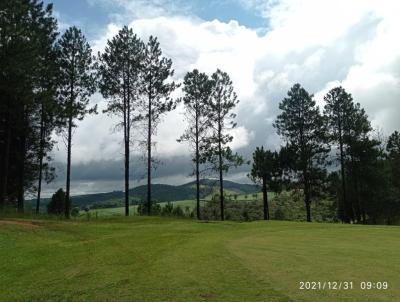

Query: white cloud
left=55, top=0, right=400, bottom=171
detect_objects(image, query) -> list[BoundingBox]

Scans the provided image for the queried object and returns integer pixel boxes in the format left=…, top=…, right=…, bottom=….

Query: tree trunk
left=195, top=110, right=200, bottom=220
left=124, top=72, right=130, bottom=217
left=36, top=103, right=45, bottom=214
left=124, top=132, right=129, bottom=216
left=65, top=112, right=72, bottom=219
left=304, top=177, right=311, bottom=222
left=124, top=112, right=129, bottom=216
left=147, top=93, right=152, bottom=215
left=196, top=157, right=200, bottom=220
left=338, top=125, right=348, bottom=223
left=353, top=169, right=362, bottom=223
left=0, top=108, right=11, bottom=210
left=17, top=109, right=28, bottom=213
left=262, top=177, right=269, bottom=220
left=65, top=77, right=74, bottom=219
left=349, top=156, right=358, bottom=223
left=36, top=153, right=44, bottom=214
left=305, top=199, right=311, bottom=222
left=362, top=211, right=366, bottom=224
left=218, top=119, right=224, bottom=221
left=219, top=158, right=224, bottom=221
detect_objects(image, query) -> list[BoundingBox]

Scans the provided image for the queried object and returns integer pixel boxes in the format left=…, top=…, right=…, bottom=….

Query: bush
left=138, top=202, right=161, bottom=215
left=273, top=208, right=285, bottom=220
left=47, top=189, right=66, bottom=215
left=71, top=207, right=80, bottom=217
left=161, top=202, right=174, bottom=216
left=172, top=205, right=184, bottom=217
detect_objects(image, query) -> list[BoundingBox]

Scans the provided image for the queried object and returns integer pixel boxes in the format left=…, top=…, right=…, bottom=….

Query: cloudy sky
left=41, top=0, right=400, bottom=196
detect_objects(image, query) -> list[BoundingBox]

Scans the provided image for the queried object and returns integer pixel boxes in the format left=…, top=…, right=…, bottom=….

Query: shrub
left=138, top=202, right=161, bottom=215
left=172, top=205, right=184, bottom=217
left=161, top=202, right=174, bottom=216
left=71, top=207, right=80, bottom=217
left=47, top=189, right=67, bottom=215
left=273, top=208, right=285, bottom=220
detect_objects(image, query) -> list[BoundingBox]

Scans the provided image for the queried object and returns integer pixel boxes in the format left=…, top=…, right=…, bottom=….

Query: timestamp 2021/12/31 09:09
left=299, top=281, right=389, bottom=290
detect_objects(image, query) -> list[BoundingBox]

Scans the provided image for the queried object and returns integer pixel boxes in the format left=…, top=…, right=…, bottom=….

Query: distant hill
left=31, top=179, right=259, bottom=209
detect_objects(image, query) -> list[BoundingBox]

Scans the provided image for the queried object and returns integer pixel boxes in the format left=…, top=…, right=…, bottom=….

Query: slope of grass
left=89, top=200, right=197, bottom=218
left=0, top=217, right=399, bottom=302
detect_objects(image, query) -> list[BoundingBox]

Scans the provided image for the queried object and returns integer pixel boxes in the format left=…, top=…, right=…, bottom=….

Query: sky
left=40, top=0, right=400, bottom=196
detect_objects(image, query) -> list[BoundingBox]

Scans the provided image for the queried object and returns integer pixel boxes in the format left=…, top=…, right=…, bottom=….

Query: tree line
left=0, top=0, right=242, bottom=221
left=1, top=1, right=399, bottom=224
left=250, top=84, right=400, bottom=224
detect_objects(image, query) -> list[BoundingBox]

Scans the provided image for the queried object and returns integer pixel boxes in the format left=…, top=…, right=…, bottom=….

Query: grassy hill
left=0, top=217, right=399, bottom=301
left=30, top=179, right=260, bottom=209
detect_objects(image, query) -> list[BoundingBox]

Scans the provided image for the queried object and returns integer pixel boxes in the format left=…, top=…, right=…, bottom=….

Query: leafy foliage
left=0, top=0, right=58, bottom=212
left=249, top=146, right=282, bottom=219
left=274, top=83, right=330, bottom=221
left=47, top=188, right=67, bottom=215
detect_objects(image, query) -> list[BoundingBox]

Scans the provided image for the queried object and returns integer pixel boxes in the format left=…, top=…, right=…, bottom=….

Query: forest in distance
left=1, top=0, right=400, bottom=225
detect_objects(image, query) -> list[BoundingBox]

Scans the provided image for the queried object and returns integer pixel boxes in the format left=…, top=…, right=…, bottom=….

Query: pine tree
left=344, top=103, right=372, bottom=222
left=274, top=83, right=329, bottom=222
left=34, top=13, right=59, bottom=214
left=203, top=69, right=244, bottom=221
left=178, top=69, right=212, bottom=219
left=387, top=131, right=400, bottom=190
left=140, top=36, right=178, bottom=215
left=56, top=27, right=97, bottom=218
left=98, top=26, right=144, bottom=216
left=0, top=0, right=58, bottom=212
left=249, top=147, right=282, bottom=220
left=323, top=86, right=354, bottom=222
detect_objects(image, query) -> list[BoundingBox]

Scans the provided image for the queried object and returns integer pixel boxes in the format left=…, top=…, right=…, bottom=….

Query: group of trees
left=178, top=69, right=243, bottom=221
left=1, top=0, right=59, bottom=214
left=0, top=1, right=99, bottom=218
left=250, top=84, right=400, bottom=224
left=0, top=0, right=243, bottom=221
left=1, top=1, right=398, bottom=225
left=98, top=29, right=244, bottom=221
left=98, top=27, right=179, bottom=217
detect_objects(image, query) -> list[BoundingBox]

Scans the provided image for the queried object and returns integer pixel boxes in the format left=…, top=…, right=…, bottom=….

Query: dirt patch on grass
left=0, top=219, right=39, bottom=228
left=199, top=292, right=216, bottom=300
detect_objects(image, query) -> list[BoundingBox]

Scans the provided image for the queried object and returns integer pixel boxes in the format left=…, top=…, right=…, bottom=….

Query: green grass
left=0, top=217, right=399, bottom=301
left=89, top=200, right=196, bottom=218
left=88, top=195, right=263, bottom=219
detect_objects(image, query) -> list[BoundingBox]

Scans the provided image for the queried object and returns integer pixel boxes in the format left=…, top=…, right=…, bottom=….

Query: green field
left=0, top=217, right=399, bottom=302
left=89, top=200, right=196, bottom=218
left=88, top=193, right=272, bottom=218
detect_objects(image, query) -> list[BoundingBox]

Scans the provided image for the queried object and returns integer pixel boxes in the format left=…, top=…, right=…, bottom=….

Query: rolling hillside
left=31, top=179, right=260, bottom=209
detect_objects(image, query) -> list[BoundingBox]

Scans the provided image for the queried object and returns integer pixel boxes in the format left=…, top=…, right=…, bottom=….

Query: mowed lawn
left=0, top=218, right=399, bottom=302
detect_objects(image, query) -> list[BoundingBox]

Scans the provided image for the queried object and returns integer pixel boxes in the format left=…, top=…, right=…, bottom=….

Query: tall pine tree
left=178, top=69, right=212, bottom=219
left=249, top=147, right=282, bottom=220
left=324, top=86, right=354, bottom=222
left=57, top=27, right=97, bottom=218
left=140, top=36, right=178, bottom=215
left=387, top=131, right=400, bottom=190
left=203, top=69, right=244, bottom=221
left=344, top=103, right=372, bottom=222
left=98, top=26, right=144, bottom=216
left=274, top=83, right=329, bottom=222
left=0, top=0, right=58, bottom=212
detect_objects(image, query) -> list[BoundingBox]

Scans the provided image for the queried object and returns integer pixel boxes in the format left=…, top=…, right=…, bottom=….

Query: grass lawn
left=0, top=217, right=399, bottom=301
left=90, top=200, right=197, bottom=218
